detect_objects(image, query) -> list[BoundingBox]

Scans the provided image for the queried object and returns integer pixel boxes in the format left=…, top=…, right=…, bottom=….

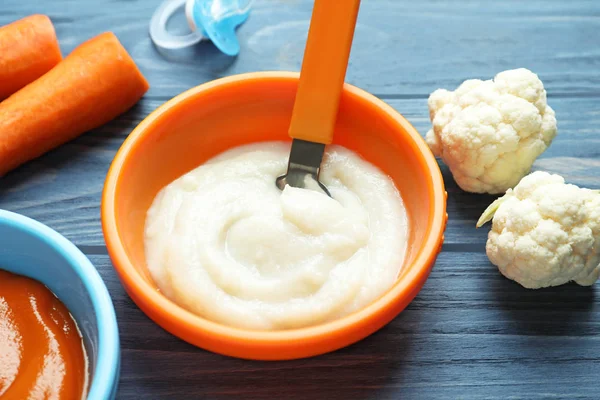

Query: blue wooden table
left=2, top=1, right=600, bottom=399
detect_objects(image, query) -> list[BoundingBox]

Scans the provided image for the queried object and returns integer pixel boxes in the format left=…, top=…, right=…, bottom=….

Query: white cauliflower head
left=477, top=171, right=600, bottom=289
left=426, top=68, right=557, bottom=194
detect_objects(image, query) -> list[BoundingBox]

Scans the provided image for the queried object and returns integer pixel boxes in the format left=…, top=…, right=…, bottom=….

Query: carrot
left=0, top=14, right=63, bottom=101
left=0, top=31, right=150, bottom=176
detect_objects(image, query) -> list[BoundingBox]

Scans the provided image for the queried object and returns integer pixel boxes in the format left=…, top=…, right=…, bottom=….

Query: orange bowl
left=101, top=71, right=447, bottom=360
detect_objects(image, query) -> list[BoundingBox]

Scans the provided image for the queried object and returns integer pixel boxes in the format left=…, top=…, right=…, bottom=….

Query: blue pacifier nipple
left=149, top=0, right=252, bottom=56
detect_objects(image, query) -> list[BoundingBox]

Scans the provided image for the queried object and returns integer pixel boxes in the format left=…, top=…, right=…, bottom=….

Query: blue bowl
left=0, top=209, right=120, bottom=399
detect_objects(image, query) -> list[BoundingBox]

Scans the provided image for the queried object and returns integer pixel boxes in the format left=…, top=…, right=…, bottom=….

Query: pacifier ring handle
left=149, top=0, right=203, bottom=50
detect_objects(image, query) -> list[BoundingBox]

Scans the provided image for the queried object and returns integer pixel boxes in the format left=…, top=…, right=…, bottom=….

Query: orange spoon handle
left=288, top=0, right=361, bottom=144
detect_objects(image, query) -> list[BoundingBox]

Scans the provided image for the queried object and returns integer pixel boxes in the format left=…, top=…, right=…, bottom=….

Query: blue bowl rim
left=0, top=209, right=120, bottom=399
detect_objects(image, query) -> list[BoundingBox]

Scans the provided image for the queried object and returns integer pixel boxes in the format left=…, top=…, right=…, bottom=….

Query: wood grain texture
left=1, top=0, right=600, bottom=398
left=2, top=0, right=600, bottom=98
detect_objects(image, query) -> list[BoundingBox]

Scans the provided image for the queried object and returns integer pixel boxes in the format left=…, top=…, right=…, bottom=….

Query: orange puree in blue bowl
left=0, top=269, right=87, bottom=399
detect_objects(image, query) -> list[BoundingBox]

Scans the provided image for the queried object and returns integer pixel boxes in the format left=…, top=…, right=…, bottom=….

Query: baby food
left=144, top=142, right=409, bottom=330
left=0, top=270, right=88, bottom=399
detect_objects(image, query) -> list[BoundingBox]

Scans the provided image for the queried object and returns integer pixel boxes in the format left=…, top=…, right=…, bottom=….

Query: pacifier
left=149, top=0, right=252, bottom=56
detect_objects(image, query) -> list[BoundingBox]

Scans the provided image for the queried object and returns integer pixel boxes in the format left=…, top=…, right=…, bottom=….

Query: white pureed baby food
left=144, top=142, right=409, bottom=330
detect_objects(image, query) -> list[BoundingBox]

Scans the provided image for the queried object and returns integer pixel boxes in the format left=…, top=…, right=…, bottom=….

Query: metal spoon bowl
left=275, top=139, right=331, bottom=197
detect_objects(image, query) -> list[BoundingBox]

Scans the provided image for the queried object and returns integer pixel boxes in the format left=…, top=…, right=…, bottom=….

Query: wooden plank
left=1, top=97, right=597, bottom=248
left=1, top=0, right=599, bottom=98
left=90, top=250, right=600, bottom=399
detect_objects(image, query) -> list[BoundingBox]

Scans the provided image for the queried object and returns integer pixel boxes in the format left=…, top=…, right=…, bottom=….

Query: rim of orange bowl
left=101, top=71, right=446, bottom=348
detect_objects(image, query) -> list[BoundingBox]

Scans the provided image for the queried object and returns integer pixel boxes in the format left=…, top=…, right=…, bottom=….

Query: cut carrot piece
left=0, top=14, right=63, bottom=101
left=0, top=31, right=150, bottom=176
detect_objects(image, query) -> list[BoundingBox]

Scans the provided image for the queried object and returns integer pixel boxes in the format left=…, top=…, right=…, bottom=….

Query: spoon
left=276, top=0, right=361, bottom=197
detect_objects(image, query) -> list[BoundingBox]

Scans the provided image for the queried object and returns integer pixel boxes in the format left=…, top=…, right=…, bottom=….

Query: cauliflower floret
left=425, top=68, right=557, bottom=194
left=477, top=171, right=600, bottom=289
